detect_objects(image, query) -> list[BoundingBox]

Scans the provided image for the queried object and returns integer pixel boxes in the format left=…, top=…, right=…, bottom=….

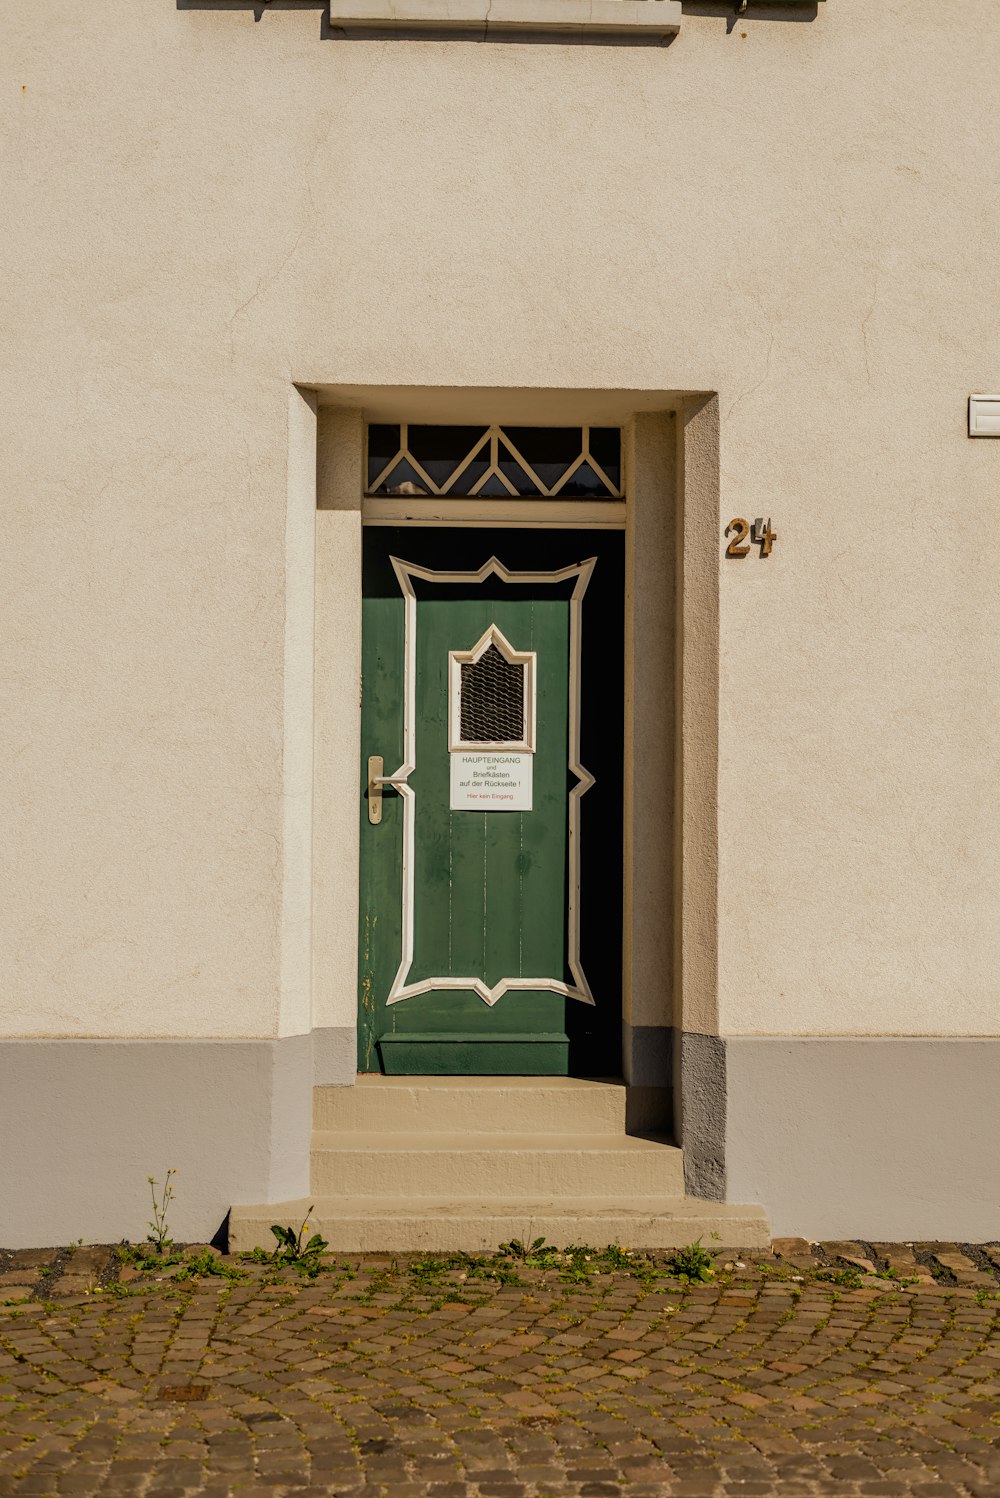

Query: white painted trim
left=448, top=624, right=536, bottom=754
left=382, top=555, right=596, bottom=1010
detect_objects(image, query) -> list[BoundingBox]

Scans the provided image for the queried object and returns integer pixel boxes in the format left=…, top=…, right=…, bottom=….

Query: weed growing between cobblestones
left=878, top=1265, right=919, bottom=1284
left=406, top=1255, right=511, bottom=1297
left=268, top=1207, right=329, bottom=1272
left=240, top=1208, right=330, bottom=1277
left=116, top=1242, right=185, bottom=1273
left=662, top=1238, right=715, bottom=1284
left=174, top=1249, right=248, bottom=1285
left=816, top=1265, right=866, bottom=1289
left=389, top=1241, right=678, bottom=1294
left=145, top=1167, right=177, bottom=1253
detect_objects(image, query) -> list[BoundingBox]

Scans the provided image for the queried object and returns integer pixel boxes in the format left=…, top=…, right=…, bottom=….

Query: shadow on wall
left=176, top=0, right=684, bottom=46
left=177, top=0, right=323, bottom=22
left=178, top=0, right=821, bottom=20
left=683, top=0, right=819, bottom=26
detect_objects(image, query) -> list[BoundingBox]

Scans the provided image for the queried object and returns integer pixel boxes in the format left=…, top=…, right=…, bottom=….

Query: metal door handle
left=367, top=755, right=408, bottom=824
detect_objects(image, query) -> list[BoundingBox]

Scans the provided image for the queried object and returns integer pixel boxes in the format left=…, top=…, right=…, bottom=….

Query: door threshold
left=378, top=1032, right=569, bottom=1076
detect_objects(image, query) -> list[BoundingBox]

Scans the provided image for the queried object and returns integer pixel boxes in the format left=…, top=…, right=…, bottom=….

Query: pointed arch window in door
left=449, top=625, right=536, bottom=754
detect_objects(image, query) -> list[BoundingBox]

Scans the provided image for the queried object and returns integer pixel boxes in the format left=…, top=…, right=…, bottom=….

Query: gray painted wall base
left=677, top=1031, right=726, bottom=1201
left=0, top=1037, right=312, bottom=1249
left=663, top=1029, right=1000, bottom=1236
left=6, top=1029, right=996, bottom=1247
left=725, top=1037, right=1000, bottom=1240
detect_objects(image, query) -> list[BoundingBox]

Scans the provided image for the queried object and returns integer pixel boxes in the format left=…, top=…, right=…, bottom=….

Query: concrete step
left=310, top=1130, right=684, bottom=1198
left=228, top=1195, right=771, bottom=1254
left=313, top=1074, right=627, bottom=1135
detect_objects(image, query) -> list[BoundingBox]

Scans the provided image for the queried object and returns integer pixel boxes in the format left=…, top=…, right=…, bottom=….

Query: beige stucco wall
left=623, top=413, right=676, bottom=1037
left=314, top=409, right=363, bottom=1039
left=3, top=0, right=999, bottom=1046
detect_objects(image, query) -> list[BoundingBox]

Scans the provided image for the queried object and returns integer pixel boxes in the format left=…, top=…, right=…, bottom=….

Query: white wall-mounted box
left=969, top=396, right=1000, bottom=437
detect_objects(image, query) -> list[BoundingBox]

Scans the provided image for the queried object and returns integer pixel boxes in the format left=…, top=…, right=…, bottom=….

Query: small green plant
left=499, top=1236, right=552, bottom=1263
left=176, top=1249, right=248, bottom=1284
left=101, top=1281, right=136, bottom=1299
left=147, top=1168, right=178, bottom=1254
left=117, top=1241, right=182, bottom=1273
left=664, top=1238, right=715, bottom=1284
left=408, top=1255, right=449, bottom=1281
left=816, top=1266, right=864, bottom=1289
left=498, top=1239, right=598, bottom=1280
left=269, top=1207, right=328, bottom=1271
left=879, top=1266, right=917, bottom=1286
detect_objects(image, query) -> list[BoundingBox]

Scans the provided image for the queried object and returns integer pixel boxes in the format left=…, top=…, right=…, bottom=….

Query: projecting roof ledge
left=326, top=0, right=682, bottom=35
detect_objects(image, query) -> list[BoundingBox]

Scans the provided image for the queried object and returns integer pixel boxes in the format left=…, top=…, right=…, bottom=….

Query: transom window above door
left=366, top=424, right=622, bottom=500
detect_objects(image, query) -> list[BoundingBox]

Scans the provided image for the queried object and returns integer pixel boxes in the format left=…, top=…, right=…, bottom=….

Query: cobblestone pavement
left=3, top=1238, right=1000, bottom=1496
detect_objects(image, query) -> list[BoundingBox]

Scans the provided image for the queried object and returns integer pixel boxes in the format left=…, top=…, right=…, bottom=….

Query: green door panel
left=358, top=529, right=623, bottom=1076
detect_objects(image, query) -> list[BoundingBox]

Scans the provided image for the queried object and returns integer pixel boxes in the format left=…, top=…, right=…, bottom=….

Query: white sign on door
left=449, top=752, right=533, bottom=812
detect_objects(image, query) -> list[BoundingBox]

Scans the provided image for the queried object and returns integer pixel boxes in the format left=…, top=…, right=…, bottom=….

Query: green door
left=359, top=529, right=623, bottom=1076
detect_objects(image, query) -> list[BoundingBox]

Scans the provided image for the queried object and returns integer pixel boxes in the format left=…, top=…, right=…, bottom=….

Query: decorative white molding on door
left=383, top=554, right=596, bottom=1009
left=448, top=624, right=537, bottom=754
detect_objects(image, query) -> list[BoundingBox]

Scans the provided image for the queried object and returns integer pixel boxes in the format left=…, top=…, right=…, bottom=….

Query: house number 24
left=725, top=517, right=777, bottom=559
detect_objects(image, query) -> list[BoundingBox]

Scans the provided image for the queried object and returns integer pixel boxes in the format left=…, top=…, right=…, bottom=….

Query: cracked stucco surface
left=2, top=0, right=1000, bottom=1040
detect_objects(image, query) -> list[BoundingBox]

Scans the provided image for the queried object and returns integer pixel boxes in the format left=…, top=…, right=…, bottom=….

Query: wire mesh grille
left=460, top=645, right=525, bottom=743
